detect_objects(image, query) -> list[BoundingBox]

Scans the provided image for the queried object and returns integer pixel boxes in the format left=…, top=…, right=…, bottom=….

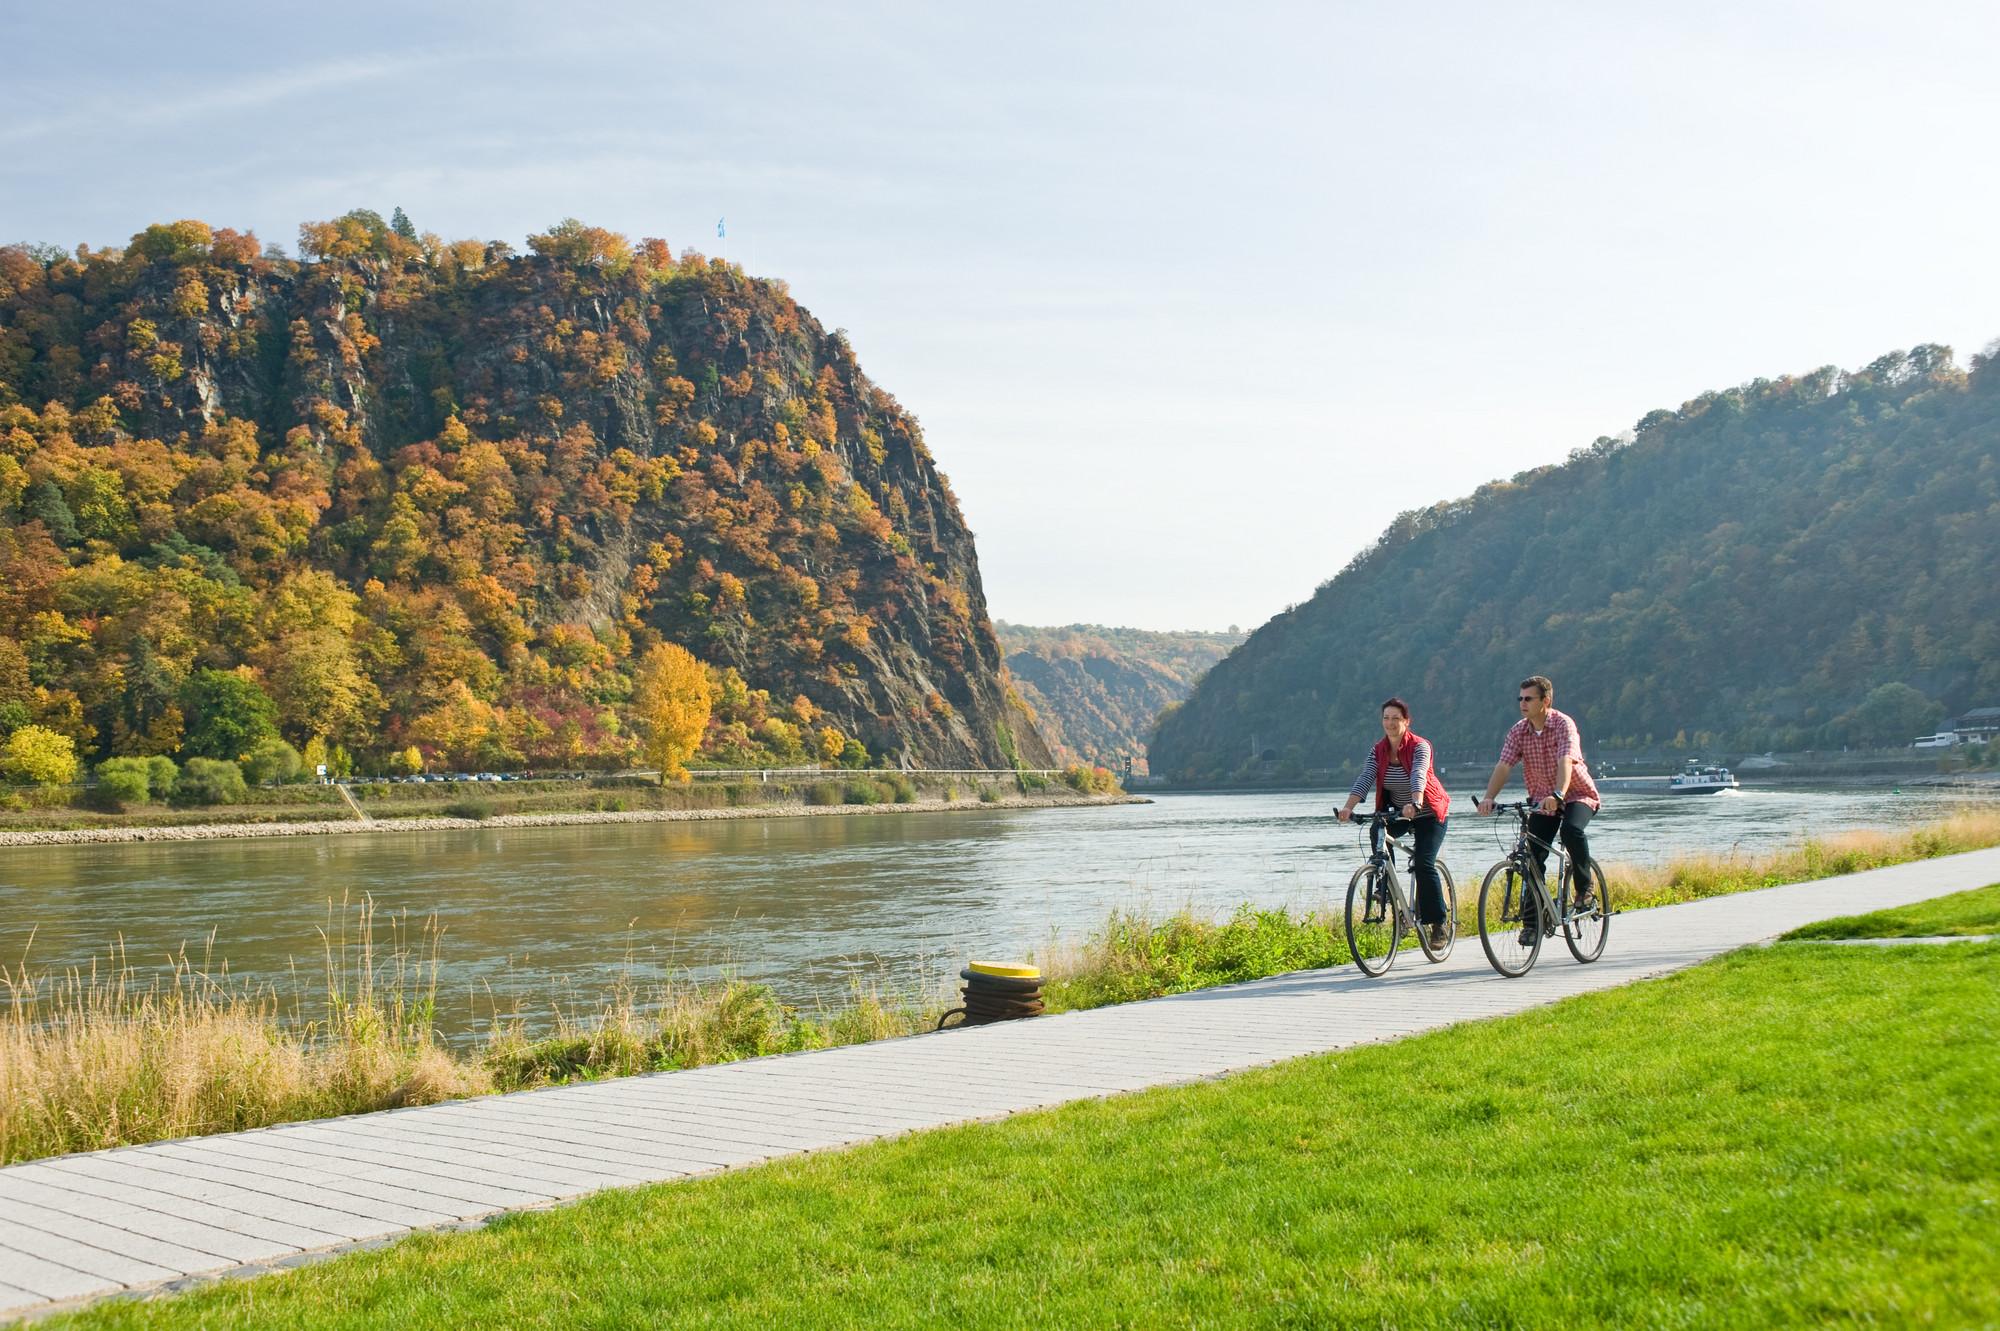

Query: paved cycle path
left=3, top=846, right=1997, bottom=1321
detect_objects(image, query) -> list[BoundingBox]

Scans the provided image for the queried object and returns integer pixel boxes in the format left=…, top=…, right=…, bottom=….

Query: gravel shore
left=0, top=793, right=1148, bottom=849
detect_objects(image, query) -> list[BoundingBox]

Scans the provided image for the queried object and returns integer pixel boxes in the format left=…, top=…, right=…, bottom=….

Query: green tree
left=1840, top=683, right=1945, bottom=748
left=3, top=725, right=79, bottom=785
left=241, top=736, right=303, bottom=785
left=390, top=206, right=418, bottom=242
left=179, top=669, right=278, bottom=761
left=172, top=756, right=248, bottom=806
left=145, top=754, right=179, bottom=799
left=94, top=756, right=154, bottom=807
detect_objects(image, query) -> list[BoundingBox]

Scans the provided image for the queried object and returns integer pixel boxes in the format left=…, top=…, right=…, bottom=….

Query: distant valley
left=997, top=623, right=1243, bottom=773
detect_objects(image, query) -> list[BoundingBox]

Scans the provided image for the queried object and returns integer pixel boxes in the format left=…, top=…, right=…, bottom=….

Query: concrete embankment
left=0, top=793, right=1147, bottom=849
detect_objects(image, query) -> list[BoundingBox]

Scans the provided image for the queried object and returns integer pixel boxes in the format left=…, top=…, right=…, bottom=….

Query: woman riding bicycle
left=1338, top=697, right=1452, bottom=950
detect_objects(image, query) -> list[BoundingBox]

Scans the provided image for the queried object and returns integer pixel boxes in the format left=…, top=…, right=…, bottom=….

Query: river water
left=2, top=785, right=1990, bottom=1034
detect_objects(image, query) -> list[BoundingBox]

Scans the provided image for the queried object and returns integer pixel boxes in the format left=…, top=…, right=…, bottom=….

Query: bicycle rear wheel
left=1416, top=861, right=1458, bottom=962
left=1345, top=864, right=1402, bottom=977
left=1562, top=860, right=1611, bottom=963
left=1477, top=861, right=1542, bottom=977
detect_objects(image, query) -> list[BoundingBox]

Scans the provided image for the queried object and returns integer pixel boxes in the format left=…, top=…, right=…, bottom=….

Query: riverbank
left=5, top=808, right=1996, bottom=1166
left=0, top=790, right=1146, bottom=848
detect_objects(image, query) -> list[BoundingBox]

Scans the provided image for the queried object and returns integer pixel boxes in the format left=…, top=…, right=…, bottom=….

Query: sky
left=6, top=1, right=1999, bottom=631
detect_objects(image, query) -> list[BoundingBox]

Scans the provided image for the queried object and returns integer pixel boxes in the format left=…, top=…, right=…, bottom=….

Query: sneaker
left=1427, top=923, right=1450, bottom=950
left=1573, top=882, right=1596, bottom=913
left=1516, top=921, right=1538, bottom=948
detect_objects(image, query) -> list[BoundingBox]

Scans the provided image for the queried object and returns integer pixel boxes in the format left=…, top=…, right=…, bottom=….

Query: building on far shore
left=1950, top=707, right=2000, bottom=742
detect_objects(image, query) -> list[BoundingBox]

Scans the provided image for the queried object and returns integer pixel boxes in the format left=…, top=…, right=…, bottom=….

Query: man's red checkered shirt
left=1499, top=707, right=1601, bottom=809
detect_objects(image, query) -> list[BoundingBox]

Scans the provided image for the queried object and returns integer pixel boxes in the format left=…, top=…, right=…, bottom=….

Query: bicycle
left=1474, top=800, right=1613, bottom=977
left=1340, top=808, right=1458, bottom=976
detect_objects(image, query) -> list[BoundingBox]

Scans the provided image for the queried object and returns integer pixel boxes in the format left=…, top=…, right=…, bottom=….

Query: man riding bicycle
left=1475, top=676, right=1601, bottom=942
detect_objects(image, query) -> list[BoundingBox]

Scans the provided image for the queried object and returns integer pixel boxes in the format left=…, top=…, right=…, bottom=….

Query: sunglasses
left=1517, top=696, right=1539, bottom=703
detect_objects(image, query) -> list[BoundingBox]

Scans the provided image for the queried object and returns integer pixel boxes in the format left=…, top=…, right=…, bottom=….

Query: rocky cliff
left=0, top=215, right=1049, bottom=770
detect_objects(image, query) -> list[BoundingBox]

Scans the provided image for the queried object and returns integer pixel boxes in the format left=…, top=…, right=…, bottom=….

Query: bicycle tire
left=1478, top=860, right=1542, bottom=978
left=1562, top=859, right=1612, bottom=963
left=1416, top=860, right=1458, bottom=962
left=1345, top=864, right=1402, bottom=977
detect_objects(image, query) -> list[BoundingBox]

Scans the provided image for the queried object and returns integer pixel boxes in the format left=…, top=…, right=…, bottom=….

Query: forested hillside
left=996, top=623, right=1242, bottom=771
left=0, top=213, right=1049, bottom=776
left=1151, top=344, right=2000, bottom=783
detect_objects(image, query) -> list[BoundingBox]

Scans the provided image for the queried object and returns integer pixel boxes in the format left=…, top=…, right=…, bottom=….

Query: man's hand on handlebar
left=1476, top=796, right=1496, bottom=816
left=1539, top=795, right=1562, bottom=816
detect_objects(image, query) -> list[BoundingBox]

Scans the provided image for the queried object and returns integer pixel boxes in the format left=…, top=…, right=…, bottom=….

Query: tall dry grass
left=1604, top=807, right=2000, bottom=908
left=6, top=809, right=1996, bottom=1165
left=1, top=897, right=486, bottom=1165
left=2, top=896, right=943, bottom=1165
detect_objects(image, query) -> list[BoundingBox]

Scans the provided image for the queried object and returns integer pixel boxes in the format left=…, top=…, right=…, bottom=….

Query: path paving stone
left=3, top=845, right=1995, bottom=1322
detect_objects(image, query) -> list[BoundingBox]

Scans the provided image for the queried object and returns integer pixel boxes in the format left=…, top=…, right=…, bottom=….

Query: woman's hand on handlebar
left=1476, top=796, right=1495, bottom=816
left=1336, top=802, right=1355, bottom=823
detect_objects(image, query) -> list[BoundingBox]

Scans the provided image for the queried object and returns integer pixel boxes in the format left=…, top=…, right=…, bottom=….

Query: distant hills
left=997, top=624, right=1243, bottom=772
left=1150, top=343, right=2000, bottom=784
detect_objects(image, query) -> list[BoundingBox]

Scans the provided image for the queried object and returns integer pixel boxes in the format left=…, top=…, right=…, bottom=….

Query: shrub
left=93, top=757, right=155, bottom=809
left=842, top=780, right=883, bottom=805
left=172, top=757, right=248, bottom=807
left=444, top=799, right=493, bottom=821
left=806, top=783, right=843, bottom=805
left=145, top=755, right=179, bottom=800
left=2, top=725, right=79, bottom=786
left=1062, top=763, right=1119, bottom=795
left=979, top=786, right=1001, bottom=804
left=241, top=737, right=304, bottom=786
left=1018, top=771, right=1050, bottom=792
left=880, top=773, right=916, bottom=804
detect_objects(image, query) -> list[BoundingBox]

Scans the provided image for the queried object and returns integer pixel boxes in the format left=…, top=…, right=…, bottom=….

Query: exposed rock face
left=0, top=225, right=1049, bottom=768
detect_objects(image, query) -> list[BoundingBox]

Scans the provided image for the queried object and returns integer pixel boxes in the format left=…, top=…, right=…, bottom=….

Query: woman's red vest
left=1372, top=733, right=1451, bottom=819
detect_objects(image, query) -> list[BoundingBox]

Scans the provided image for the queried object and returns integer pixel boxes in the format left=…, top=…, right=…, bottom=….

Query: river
left=1, top=784, right=1991, bottom=1034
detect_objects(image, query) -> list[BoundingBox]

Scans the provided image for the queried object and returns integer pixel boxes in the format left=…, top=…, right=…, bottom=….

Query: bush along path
left=1, top=846, right=1997, bottom=1322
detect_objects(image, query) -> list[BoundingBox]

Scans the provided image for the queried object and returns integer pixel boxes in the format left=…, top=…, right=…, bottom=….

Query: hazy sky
left=7, top=1, right=1998, bottom=630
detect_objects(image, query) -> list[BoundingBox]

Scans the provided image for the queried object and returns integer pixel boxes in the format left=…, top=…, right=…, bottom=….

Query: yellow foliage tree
left=816, top=724, right=848, bottom=765
left=2, top=725, right=79, bottom=786
left=632, top=643, right=713, bottom=784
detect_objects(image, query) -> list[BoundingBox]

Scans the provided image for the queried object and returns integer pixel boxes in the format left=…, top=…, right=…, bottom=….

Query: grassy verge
left=1042, top=807, right=2000, bottom=1008
left=47, top=939, right=2000, bottom=1328
left=6, top=810, right=1997, bottom=1166
left=1782, top=880, right=2000, bottom=940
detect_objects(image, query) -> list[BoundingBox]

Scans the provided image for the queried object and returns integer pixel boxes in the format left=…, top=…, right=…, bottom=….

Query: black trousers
left=1525, top=802, right=1595, bottom=915
left=1375, top=813, right=1449, bottom=925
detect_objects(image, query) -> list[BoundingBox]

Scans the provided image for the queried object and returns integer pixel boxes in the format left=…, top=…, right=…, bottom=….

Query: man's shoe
left=1516, top=923, right=1538, bottom=948
left=1573, top=883, right=1596, bottom=913
left=1428, top=923, right=1450, bottom=950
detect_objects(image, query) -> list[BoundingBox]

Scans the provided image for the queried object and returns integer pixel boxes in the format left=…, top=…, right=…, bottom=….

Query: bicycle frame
left=1499, top=806, right=1576, bottom=931
left=1361, top=815, right=1419, bottom=926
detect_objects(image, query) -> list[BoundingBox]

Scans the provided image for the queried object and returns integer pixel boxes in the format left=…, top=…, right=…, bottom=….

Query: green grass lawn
left=51, top=940, right=1999, bottom=1329
left=1782, top=881, right=2000, bottom=941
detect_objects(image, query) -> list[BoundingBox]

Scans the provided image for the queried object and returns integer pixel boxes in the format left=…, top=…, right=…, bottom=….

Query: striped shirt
left=1349, top=737, right=1435, bottom=812
left=1498, top=707, right=1601, bottom=809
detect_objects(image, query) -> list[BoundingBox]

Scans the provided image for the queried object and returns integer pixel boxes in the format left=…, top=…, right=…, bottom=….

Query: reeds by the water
left=5, top=808, right=1997, bottom=1165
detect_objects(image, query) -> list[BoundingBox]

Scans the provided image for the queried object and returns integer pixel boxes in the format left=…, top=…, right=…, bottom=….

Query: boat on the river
left=1669, top=761, right=1740, bottom=795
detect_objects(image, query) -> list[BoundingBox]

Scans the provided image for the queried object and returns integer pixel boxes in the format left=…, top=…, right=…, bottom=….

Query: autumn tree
left=3, top=725, right=79, bottom=785
left=631, top=643, right=713, bottom=783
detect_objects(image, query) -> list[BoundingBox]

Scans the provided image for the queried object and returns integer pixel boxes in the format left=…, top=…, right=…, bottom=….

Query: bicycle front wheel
left=1477, top=861, right=1541, bottom=978
left=1345, top=864, right=1402, bottom=977
left=1562, top=860, right=1612, bottom=963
